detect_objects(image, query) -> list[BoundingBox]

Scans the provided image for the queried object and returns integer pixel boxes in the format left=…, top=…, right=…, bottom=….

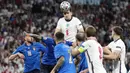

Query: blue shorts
left=24, top=69, right=40, bottom=73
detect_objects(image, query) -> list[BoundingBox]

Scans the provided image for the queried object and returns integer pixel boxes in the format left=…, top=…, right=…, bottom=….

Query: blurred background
left=0, top=0, right=130, bottom=73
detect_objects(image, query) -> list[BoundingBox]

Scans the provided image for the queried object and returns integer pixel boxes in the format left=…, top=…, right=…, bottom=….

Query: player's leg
left=24, top=69, right=40, bottom=73
left=40, top=63, right=49, bottom=73
left=32, top=69, right=40, bottom=73
left=48, top=65, right=55, bottom=73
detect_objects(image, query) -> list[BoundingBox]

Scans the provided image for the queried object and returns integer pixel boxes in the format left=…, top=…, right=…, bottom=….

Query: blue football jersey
left=78, top=52, right=88, bottom=72
left=54, top=42, right=76, bottom=73
left=41, top=37, right=57, bottom=65
left=13, top=42, right=47, bottom=72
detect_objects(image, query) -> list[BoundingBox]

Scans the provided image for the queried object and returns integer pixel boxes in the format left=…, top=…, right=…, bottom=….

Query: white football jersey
left=56, top=17, right=83, bottom=42
left=108, top=39, right=127, bottom=73
left=78, top=40, right=106, bottom=73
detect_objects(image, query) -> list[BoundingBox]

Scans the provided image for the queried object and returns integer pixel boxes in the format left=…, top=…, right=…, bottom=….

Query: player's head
left=60, top=1, right=72, bottom=20
left=85, top=26, right=96, bottom=38
left=24, top=35, right=33, bottom=43
left=76, top=32, right=85, bottom=46
left=111, top=26, right=123, bottom=38
left=54, top=32, right=64, bottom=44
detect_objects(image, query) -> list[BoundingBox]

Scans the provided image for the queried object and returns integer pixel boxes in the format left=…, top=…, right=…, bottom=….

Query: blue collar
left=23, top=42, right=34, bottom=47
left=57, top=42, right=64, bottom=44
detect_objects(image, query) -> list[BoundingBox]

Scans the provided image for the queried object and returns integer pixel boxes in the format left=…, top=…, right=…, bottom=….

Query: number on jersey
left=66, top=29, right=69, bottom=36
left=68, top=49, right=72, bottom=63
left=98, top=47, right=103, bottom=60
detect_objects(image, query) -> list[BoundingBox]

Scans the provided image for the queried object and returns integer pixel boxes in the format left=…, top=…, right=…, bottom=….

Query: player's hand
left=17, top=53, right=25, bottom=59
left=79, top=69, right=89, bottom=73
left=23, top=31, right=28, bottom=36
left=79, top=71, right=85, bottom=73
left=72, top=42, right=77, bottom=48
left=50, top=70, right=55, bottom=73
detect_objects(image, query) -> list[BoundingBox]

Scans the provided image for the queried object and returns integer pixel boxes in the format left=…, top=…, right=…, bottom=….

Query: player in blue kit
left=9, top=35, right=47, bottom=73
left=50, top=32, right=76, bottom=73
left=24, top=32, right=74, bottom=73
left=40, top=37, right=57, bottom=73
left=75, top=32, right=89, bottom=73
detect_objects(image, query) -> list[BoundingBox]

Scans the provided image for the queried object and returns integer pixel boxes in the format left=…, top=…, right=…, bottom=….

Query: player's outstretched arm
left=103, top=46, right=112, bottom=55
left=71, top=43, right=89, bottom=56
left=9, top=53, right=19, bottom=60
left=9, top=53, right=24, bottom=61
left=71, top=47, right=81, bottom=56
left=23, top=31, right=42, bottom=40
left=51, top=56, right=65, bottom=73
left=103, top=51, right=121, bottom=60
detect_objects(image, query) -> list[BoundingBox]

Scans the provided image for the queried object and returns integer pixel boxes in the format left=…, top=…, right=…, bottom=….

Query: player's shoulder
left=116, top=39, right=125, bottom=47
left=72, top=17, right=80, bottom=21
left=58, top=17, right=65, bottom=21
left=33, top=42, right=43, bottom=46
left=63, top=44, right=70, bottom=49
left=55, top=43, right=62, bottom=49
left=84, top=40, right=101, bottom=46
left=16, top=43, right=26, bottom=50
left=44, top=37, right=54, bottom=42
left=85, top=40, right=96, bottom=44
left=81, top=40, right=92, bottom=47
left=116, top=39, right=124, bottom=44
left=55, top=43, right=69, bottom=49
left=73, top=16, right=79, bottom=20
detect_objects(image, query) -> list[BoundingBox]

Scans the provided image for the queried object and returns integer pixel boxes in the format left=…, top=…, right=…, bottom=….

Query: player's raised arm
left=23, top=31, right=42, bottom=40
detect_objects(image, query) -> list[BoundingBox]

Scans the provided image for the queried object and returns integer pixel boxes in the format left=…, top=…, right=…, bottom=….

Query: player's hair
left=55, top=32, right=64, bottom=41
left=85, top=26, right=96, bottom=37
left=112, top=26, right=123, bottom=36
left=76, top=32, right=85, bottom=42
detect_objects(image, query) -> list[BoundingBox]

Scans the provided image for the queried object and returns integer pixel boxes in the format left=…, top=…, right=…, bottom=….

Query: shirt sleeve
left=114, top=45, right=122, bottom=52
left=56, top=19, right=61, bottom=30
left=78, top=42, right=90, bottom=53
left=107, top=42, right=114, bottom=49
left=108, top=42, right=121, bottom=52
left=65, top=41, right=73, bottom=46
left=41, top=37, right=55, bottom=45
left=38, top=43, right=48, bottom=53
left=76, top=18, right=83, bottom=31
left=12, top=46, right=23, bottom=54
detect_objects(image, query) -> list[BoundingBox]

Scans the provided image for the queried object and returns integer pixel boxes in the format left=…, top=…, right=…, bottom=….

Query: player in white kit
left=71, top=26, right=106, bottom=73
left=55, top=1, right=84, bottom=42
left=103, top=26, right=127, bottom=73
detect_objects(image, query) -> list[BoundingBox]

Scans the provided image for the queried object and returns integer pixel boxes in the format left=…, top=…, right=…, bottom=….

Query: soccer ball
left=60, top=1, right=71, bottom=12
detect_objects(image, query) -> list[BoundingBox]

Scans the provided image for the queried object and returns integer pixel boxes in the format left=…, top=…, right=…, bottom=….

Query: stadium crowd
left=0, top=0, right=130, bottom=73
